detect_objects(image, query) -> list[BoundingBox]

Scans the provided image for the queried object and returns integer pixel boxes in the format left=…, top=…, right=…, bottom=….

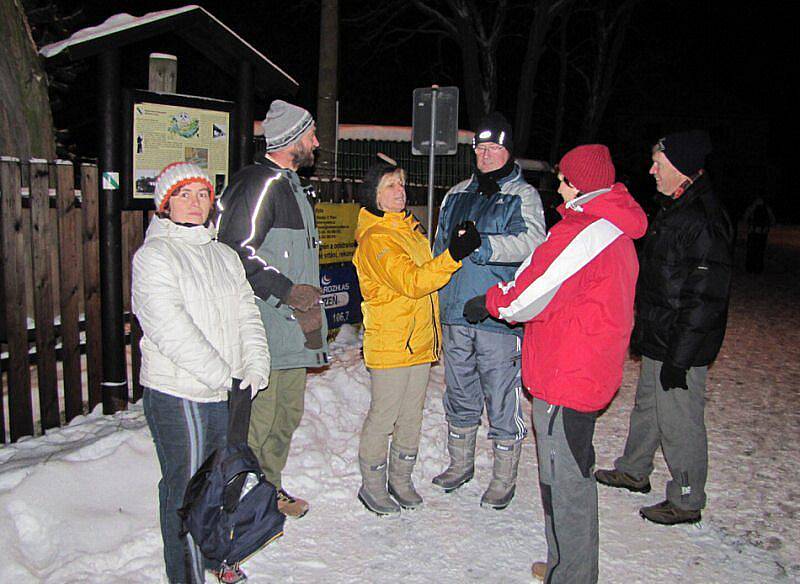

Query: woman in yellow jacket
left=353, top=155, right=481, bottom=516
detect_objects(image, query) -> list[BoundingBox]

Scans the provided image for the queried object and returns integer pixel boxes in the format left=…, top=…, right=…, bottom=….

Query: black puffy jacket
left=631, top=174, right=733, bottom=368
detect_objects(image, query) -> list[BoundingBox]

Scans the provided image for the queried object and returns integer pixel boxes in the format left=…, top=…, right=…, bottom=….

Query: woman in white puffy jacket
left=132, top=162, right=269, bottom=584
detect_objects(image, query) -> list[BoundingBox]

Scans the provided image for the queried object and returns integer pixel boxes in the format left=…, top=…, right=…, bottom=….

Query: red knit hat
left=558, top=144, right=615, bottom=193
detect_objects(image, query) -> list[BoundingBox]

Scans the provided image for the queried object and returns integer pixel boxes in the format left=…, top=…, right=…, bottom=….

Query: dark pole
left=98, top=48, right=128, bottom=413
left=235, top=61, right=254, bottom=172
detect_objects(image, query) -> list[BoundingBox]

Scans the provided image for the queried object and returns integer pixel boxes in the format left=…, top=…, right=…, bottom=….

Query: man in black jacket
left=595, top=130, right=732, bottom=525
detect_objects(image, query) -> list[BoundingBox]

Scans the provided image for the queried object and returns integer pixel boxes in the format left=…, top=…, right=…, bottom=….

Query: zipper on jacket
left=430, top=295, right=439, bottom=356
left=405, top=317, right=416, bottom=354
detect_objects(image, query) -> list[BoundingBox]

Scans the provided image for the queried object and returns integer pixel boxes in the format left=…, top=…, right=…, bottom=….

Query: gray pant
left=359, top=363, right=431, bottom=464
left=532, top=397, right=598, bottom=584
left=615, top=356, right=708, bottom=510
left=442, top=324, right=525, bottom=441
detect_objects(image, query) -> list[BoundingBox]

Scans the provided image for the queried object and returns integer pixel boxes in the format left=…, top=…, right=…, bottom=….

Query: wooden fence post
left=29, top=160, right=60, bottom=430
left=1, top=157, right=34, bottom=440
left=55, top=161, right=83, bottom=422
left=81, top=164, right=103, bottom=410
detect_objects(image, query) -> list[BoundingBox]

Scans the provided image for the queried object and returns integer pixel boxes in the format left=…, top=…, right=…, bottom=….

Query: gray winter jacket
left=217, top=157, right=329, bottom=369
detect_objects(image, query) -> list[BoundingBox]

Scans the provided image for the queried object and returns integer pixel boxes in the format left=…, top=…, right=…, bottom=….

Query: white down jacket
left=132, top=216, right=270, bottom=402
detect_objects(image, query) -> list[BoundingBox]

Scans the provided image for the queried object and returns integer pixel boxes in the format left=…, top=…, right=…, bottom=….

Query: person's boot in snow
left=639, top=500, right=701, bottom=525
left=594, top=468, right=651, bottom=493
left=358, top=458, right=401, bottom=516
left=531, top=561, right=547, bottom=581
left=387, top=444, right=423, bottom=509
left=277, top=488, right=309, bottom=518
left=211, top=562, right=247, bottom=583
left=480, top=439, right=521, bottom=509
left=432, top=425, right=478, bottom=492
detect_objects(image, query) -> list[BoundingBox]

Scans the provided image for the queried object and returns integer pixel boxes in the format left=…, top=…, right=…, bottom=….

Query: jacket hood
left=355, top=207, right=419, bottom=243
left=560, top=182, right=647, bottom=239
left=145, top=215, right=215, bottom=244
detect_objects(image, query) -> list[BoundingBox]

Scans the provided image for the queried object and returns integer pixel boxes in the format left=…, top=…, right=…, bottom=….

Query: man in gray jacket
left=217, top=100, right=328, bottom=518
left=432, top=113, right=546, bottom=509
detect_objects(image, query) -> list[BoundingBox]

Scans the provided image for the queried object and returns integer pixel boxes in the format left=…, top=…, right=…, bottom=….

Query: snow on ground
left=1, top=236, right=798, bottom=583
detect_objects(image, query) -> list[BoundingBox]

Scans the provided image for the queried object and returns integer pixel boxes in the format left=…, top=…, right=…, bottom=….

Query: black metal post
left=98, top=49, right=128, bottom=413
left=235, top=61, right=254, bottom=172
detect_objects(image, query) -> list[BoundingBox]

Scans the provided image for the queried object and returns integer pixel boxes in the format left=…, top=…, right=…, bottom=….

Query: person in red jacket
left=463, top=144, right=647, bottom=583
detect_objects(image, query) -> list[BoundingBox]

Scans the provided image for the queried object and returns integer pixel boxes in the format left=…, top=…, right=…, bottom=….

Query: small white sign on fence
left=102, top=172, right=119, bottom=190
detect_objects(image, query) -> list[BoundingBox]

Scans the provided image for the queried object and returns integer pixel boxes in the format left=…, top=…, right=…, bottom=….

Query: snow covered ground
left=1, top=235, right=798, bottom=583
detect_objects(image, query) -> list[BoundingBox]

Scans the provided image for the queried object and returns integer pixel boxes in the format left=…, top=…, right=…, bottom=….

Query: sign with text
left=320, top=263, right=363, bottom=329
left=316, top=202, right=360, bottom=264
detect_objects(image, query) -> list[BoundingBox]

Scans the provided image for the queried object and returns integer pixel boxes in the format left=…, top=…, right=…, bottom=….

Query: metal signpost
left=411, top=86, right=459, bottom=244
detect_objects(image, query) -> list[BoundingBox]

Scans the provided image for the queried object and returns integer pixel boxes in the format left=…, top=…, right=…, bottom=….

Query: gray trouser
left=442, top=324, right=525, bottom=441
left=614, top=356, right=708, bottom=510
left=533, top=397, right=598, bottom=584
left=359, top=363, right=431, bottom=464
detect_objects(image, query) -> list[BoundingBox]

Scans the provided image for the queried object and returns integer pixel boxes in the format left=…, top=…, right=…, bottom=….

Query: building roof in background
left=39, top=4, right=298, bottom=97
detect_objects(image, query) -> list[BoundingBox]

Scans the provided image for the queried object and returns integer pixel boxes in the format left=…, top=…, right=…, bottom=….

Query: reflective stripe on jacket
left=354, top=208, right=461, bottom=369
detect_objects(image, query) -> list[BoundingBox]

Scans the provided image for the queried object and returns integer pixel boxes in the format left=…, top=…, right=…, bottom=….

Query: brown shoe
left=594, top=468, right=651, bottom=493
left=531, top=561, right=547, bottom=581
left=639, top=500, right=701, bottom=525
left=277, top=488, right=309, bottom=518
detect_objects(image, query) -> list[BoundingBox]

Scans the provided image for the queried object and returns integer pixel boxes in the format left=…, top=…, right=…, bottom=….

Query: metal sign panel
left=411, top=87, right=459, bottom=155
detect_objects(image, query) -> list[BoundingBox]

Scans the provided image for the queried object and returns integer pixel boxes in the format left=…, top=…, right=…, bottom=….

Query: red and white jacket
left=486, top=183, right=647, bottom=412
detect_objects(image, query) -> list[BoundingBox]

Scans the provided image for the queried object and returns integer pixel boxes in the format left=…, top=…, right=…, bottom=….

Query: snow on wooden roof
left=39, top=4, right=298, bottom=96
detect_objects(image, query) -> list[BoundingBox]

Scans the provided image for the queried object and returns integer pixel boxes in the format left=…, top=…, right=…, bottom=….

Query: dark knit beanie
left=359, top=154, right=399, bottom=213
left=656, top=130, right=712, bottom=177
left=558, top=144, right=616, bottom=193
left=472, top=112, right=513, bottom=153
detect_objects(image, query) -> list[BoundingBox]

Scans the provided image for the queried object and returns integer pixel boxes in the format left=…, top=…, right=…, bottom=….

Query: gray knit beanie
left=261, top=100, right=314, bottom=152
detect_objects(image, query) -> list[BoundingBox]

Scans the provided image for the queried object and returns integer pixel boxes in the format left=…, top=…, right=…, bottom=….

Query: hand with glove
left=660, top=362, right=688, bottom=391
left=293, top=305, right=324, bottom=349
left=284, top=283, right=322, bottom=312
left=240, top=372, right=267, bottom=400
left=448, top=221, right=482, bottom=262
left=463, top=294, right=489, bottom=324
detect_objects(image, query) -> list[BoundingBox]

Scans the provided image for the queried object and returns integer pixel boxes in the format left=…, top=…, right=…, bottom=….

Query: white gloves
left=239, top=373, right=267, bottom=400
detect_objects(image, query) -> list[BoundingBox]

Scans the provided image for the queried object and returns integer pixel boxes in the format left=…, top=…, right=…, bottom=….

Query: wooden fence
left=0, top=158, right=106, bottom=443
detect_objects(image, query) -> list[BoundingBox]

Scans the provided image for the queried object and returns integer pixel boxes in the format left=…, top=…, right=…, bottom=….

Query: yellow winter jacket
left=353, top=208, right=461, bottom=369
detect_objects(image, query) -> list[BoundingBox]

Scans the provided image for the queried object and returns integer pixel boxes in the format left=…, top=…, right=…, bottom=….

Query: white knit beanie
left=153, top=162, right=214, bottom=212
left=261, top=100, right=314, bottom=152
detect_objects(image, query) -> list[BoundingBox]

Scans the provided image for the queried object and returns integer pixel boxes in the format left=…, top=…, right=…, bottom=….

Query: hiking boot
left=531, top=561, right=547, bottom=581
left=594, top=468, right=651, bottom=493
left=387, top=444, right=423, bottom=509
left=277, top=488, right=309, bottom=518
left=432, top=425, right=478, bottom=492
left=480, top=439, right=521, bottom=510
left=640, top=500, right=701, bottom=525
left=211, top=562, right=247, bottom=583
left=358, top=458, right=401, bottom=516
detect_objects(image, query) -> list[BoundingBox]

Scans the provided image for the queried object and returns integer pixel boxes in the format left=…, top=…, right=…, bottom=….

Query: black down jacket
left=631, top=174, right=733, bottom=368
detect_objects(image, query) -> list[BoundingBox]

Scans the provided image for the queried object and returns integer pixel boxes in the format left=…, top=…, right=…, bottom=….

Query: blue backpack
left=179, top=380, right=285, bottom=565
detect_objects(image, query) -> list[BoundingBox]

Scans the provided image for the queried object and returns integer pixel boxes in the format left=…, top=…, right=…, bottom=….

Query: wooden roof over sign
left=39, top=4, right=298, bottom=97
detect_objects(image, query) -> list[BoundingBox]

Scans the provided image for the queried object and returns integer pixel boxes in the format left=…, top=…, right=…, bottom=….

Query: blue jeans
left=143, top=388, right=228, bottom=584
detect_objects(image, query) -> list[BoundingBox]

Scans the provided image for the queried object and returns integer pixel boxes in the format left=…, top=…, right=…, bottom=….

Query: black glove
left=463, top=294, right=489, bottom=324
left=448, top=221, right=482, bottom=261
left=284, top=284, right=322, bottom=312
left=293, top=306, right=323, bottom=349
left=660, top=362, right=688, bottom=391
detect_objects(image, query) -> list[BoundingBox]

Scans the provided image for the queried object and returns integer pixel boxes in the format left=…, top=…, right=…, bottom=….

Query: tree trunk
left=550, top=14, right=569, bottom=163
left=514, top=0, right=567, bottom=155
left=316, top=0, right=338, bottom=179
left=0, top=0, right=55, bottom=159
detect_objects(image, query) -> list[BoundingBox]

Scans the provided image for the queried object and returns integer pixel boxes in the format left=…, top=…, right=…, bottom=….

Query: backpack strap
left=227, top=379, right=252, bottom=446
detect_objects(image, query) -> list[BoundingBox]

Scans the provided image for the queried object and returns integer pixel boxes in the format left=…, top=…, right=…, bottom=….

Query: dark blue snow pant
left=143, top=388, right=228, bottom=584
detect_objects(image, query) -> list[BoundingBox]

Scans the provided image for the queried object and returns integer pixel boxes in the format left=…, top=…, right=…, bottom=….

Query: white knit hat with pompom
left=153, top=162, right=214, bottom=212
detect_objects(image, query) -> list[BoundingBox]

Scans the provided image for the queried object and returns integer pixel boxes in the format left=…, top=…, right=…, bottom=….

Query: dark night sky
left=53, top=1, right=789, bottom=219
